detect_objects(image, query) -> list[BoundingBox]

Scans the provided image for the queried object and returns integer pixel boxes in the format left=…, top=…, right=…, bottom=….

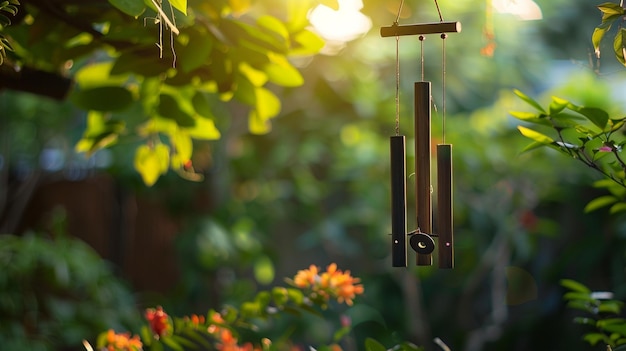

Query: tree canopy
left=0, top=0, right=337, bottom=185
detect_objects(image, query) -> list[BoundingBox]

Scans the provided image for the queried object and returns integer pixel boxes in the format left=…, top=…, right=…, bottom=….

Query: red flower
left=145, top=306, right=169, bottom=338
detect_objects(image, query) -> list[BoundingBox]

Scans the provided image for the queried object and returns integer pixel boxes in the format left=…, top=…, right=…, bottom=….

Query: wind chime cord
left=441, top=34, right=447, bottom=144
left=395, top=0, right=404, bottom=24
left=419, top=36, right=425, bottom=81
left=393, top=0, right=405, bottom=136
left=395, top=36, right=400, bottom=136
left=433, top=0, right=444, bottom=22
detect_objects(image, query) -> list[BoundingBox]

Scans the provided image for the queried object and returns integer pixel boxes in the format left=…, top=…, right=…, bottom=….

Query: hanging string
left=395, top=36, right=400, bottom=136
left=441, top=33, right=447, bottom=143
left=395, top=0, right=404, bottom=24
left=393, top=0, right=404, bottom=136
left=419, top=35, right=425, bottom=81
left=433, top=0, right=444, bottom=22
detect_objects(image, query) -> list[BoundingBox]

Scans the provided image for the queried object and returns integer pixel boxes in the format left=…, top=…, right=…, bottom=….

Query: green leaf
left=169, top=0, right=187, bottom=15
left=610, top=202, right=626, bottom=214
left=517, top=126, right=554, bottom=144
left=561, top=279, right=591, bottom=293
left=549, top=96, right=569, bottom=115
left=168, top=130, right=192, bottom=169
left=290, top=29, right=325, bottom=56
left=513, top=89, right=546, bottom=113
left=134, top=143, right=170, bottom=186
left=520, top=141, right=548, bottom=153
left=161, top=336, right=184, bottom=351
left=333, top=326, right=351, bottom=343
left=287, top=288, right=304, bottom=305
left=577, top=107, right=610, bottom=130
left=71, top=86, right=134, bottom=112
left=584, top=195, right=618, bottom=213
left=510, top=111, right=549, bottom=125
left=75, top=62, right=128, bottom=89
left=264, top=52, right=304, bottom=87
left=178, top=28, right=212, bottom=73
left=583, top=332, right=609, bottom=346
left=598, top=2, right=626, bottom=19
left=599, top=303, right=624, bottom=315
left=249, top=87, right=280, bottom=134
left=272, top=287, right=289, bottom=307
left=364, top=338, right=387, bottom=351
left=75, top=111, right=126, bottom=155
left=257, top=15, right=289, bottom=42
left=614, top=28, right=626, bottom=67
left=185, top=117, right=221, bottom=140
left=253, top=255, right=275, bottom=285
left=592, top=24, right=611, bottom=57
left=108, top=0, right=146, bottom=17
left=158, top=94, right=196, bottom=127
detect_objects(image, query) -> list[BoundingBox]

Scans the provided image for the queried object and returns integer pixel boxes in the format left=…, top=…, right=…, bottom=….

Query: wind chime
left=383, top=0, right=460, bottom=268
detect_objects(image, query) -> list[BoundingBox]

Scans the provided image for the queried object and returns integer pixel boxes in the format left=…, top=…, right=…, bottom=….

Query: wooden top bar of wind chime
left=380, top=21, right=461, bottom=37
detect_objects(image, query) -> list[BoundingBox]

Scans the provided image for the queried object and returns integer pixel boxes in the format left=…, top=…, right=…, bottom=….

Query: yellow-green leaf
left=584, top=195, right=618, bottom=213
left=168, top=130, right=192, bottom=169
left=75, top=111, right=125, bottom=155
left=249, top=87, right=280, bottom=134
left=169, top=0, right=187, bottom=15
left=239, top=63, right=268, bottom=87
left=255, top=87, right=280, bottom=123
left=134, top=143, right=170, bottom=186
left=264, top=52, right=304, bottom=87
left=254, top=255, right=275, bottom=285
left=75, top=62, right=127, bottom=88
left=614, top=28, right=626, bottom=67
left=517, top=126, right=554, bottom=144
left=513, top=89, right=546, bottom=113
left=186, top=117, right=221, bottom=140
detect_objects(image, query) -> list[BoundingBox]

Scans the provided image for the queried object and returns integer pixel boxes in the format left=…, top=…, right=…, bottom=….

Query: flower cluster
left=102, top=329, right=142, bottom=351
left=88, top=264, right=365, bottom=351
left=207, top=312, right=261, bottom=351
left=293, top=263, right=364, bottom=306
left=145, top=306, right=170, bottom=338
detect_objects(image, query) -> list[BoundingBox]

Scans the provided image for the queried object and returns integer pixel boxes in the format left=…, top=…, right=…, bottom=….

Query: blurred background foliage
left=1, top=0, right=626, bottom=350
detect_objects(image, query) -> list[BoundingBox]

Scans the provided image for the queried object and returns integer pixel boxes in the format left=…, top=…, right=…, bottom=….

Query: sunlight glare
left=309, top=0, right=372, bottom=42
left=492, top=0, right=542, bottom=21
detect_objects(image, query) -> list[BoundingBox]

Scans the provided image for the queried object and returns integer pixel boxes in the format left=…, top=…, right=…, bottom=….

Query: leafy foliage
left=592, top=2, right=626, bottom=66
left=511, top=89, right=626, bottom=213
left=1, top=0, right=328, bottom=186
left=561, top=279, right=626, bottom=348
left=0, top=232, right=141, bottom=351
left=0, top=0, right=18, bottom=64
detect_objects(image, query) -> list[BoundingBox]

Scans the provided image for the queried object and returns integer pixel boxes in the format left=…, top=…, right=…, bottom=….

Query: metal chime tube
left=415, top=82, right=432, bottom=266
left=437, top=144, right=453, bottom=268
left=390, top=136, right=407, bottom=267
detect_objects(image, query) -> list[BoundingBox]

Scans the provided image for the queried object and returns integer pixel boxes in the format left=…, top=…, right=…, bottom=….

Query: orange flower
left=104, top=329, right=143, bottom=351
left=145, top=306, right=169, bottom=338
left=294, top=264, right=319, bottom=288
left=292, top=263, right=364, bottom=306
left=215, top=328, right=262, bottom=351
left=185, top=313, right=206, bottom=327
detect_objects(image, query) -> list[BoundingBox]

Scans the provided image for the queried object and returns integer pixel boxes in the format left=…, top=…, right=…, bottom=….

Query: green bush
left=0, top=233, right=141, bottom=350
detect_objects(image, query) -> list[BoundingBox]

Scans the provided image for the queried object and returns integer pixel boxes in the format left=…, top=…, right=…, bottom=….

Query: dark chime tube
left=437, top=144, right=454, bottom=268
left=415, top=82, right=432, bottom=266
left=390, top=136, right=407, bottom=267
